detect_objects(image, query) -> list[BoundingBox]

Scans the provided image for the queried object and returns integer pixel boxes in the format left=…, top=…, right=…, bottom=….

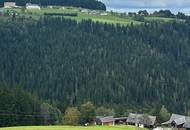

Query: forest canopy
left=0, top=17, right=190, bottom=116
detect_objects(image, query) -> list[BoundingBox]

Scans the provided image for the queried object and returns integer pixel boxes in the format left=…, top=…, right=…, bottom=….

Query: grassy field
left=1, top=6, right=182, bottom=26
left=0, top=125, right=146, bottom=130
left=2, top=7, right=141, bottom=25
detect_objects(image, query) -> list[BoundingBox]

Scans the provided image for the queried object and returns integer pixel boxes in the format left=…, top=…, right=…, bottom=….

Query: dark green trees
left=0, top=16, right=190, bottom=125
left=0, top=87, right=41, bottom=127
left=63, top=107, right=81, bottom=125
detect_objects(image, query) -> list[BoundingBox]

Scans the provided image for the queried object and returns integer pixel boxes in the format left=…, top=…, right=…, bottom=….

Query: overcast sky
left=100, top=0, right=190, bottom=8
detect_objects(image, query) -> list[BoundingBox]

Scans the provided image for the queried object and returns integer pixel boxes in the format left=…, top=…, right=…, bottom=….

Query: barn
left=96, top=116, right=115, bottom=126
left=162, top=114, right=190, bottom=130
left=127, top=113, right=156, bottom=128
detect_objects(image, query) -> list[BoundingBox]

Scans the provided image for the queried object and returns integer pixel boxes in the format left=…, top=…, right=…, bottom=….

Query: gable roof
left=162, top=113, right=190, bottom=128
left=114, top=117, right=128, bottom=120
left=97, top=116, right=115, bottom=123
left=127, top=113, right=156, bottom=126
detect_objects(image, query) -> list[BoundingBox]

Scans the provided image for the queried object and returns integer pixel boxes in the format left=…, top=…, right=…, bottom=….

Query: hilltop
left=0, top=6, right=186, bottom=26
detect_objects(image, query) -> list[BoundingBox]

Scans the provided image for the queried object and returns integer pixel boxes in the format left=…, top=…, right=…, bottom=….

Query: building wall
left=4, top=2, right=16, bottom=8
left=102, top=121, right=114, bottom=126
left=26, top=6, right=40, bottom=10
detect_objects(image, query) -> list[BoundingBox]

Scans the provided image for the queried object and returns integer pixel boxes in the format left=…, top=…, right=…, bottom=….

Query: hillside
left=1, top=7, right=183, bottom=26
left=0, top=15, right=190, bottom=115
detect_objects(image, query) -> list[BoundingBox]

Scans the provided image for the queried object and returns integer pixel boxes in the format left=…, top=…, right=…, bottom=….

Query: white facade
left=100, top=12, right=108, bottom=16
left=26, top=3, right=40, bottom=10
left=4, top=2, right=16, bottom=8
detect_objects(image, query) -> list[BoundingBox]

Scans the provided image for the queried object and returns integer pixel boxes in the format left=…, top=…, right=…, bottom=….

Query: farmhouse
left=81, top=9, right=89, bottom=13
left=127, top=113, right=156, bottom=128
left=4, top=2, right=16, bottom=8
left=96, top=116, right=115, bottom=126
left=26, top=3, right=40, bottom=10
left=162, top=114, right=190, bottom=130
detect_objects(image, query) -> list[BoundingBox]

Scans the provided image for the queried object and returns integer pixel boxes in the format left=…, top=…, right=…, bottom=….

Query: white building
left=100, top=12, right=108, bottom=16
left=4, top=2, right=16, bottom=8
left=81, top=9, right=89, bottom=13
left=26, top=3, right=40, bottom=10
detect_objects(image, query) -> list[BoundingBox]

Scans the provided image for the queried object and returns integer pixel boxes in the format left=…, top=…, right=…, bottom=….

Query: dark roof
left=162, top=114, right=190, bottom=128
left=97, top=116, right=115, bottom=123
left=114, top=117, right=128, bottom=120
left=127, top=113, right=156, bottom=126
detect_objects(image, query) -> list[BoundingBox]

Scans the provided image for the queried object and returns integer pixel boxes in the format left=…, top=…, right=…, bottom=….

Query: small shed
left=96, top=116, right=115, bottom=126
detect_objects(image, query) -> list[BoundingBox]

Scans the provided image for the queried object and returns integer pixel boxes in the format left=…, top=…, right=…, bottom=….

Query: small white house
left=81, top=9, right=89, bottom=13
left=4, top=2, right=16, bottom=8
left=26, top=3, right=40, bottom=10
left=100, top=12, right=108, bottom=16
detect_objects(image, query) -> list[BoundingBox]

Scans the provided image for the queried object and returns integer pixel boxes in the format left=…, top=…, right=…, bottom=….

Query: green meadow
left=0, top=125, right=145, bottom=130
left=1, top=6, right=181, bottom=26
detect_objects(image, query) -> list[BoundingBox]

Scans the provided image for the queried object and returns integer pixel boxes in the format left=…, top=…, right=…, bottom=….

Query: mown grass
left=0, top=125, right=146, bottom=130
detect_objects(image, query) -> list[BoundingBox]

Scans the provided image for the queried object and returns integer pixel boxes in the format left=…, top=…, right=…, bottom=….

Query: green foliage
left=159, top=106, right=171, bottom=122
left=132, top=15, right=145, bottom=22
left=96, top=107, right=115, bottom=117
left=138, top=10, right=149, bottom=16
left=40, top=103, right=62, bottom=125
left=0, top=87, right=42, bottom=127
left=0, top=16, right=190, bottom=127
left=80, top=102, right=95, bottom=124
left=63, top=107, right=81, bottom=125
left=152, top=10, right=174, bottom=18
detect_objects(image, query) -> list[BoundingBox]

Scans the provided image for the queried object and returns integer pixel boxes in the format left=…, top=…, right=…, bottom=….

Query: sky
left=99, top=0, right=190, bottom=14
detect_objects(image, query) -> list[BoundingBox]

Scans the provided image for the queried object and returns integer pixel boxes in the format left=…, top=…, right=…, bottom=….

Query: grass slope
left=0, top=125, right=145, bottom=130
left=2, top=6, right=182, bottom=26
left=3, top=7, right=140, bottom=25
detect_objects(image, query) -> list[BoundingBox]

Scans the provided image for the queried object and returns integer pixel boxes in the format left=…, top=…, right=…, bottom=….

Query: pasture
left=0, top=125, right=145, bottom=130
left=1, top=6, right=181, bottom=26
left=2, top=7, right=140, bottom=25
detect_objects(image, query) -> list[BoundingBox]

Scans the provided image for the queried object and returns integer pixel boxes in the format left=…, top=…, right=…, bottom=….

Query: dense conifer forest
left=0, top=16, right=190, bottom=126
left=2, top=0, right=106, bottom=10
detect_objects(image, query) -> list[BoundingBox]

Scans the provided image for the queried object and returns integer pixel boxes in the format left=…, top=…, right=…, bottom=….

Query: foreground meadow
left=0, top=125, right=145, bottom=130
